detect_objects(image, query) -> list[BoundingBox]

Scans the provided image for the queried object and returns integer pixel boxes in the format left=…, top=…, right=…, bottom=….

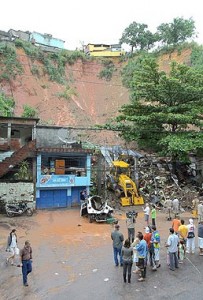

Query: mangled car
left=80, top=195, right=114, bottom=223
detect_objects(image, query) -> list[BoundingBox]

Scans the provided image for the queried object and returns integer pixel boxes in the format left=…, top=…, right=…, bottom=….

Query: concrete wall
left=36, top=127, right=79, bottom=147
left=0, top=182, right=35, bottom=211
left=8, top=29, right=30, bottom=41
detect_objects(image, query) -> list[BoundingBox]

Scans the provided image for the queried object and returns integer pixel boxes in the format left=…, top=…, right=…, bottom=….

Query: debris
left=104, top=278, right=109, bottom=282
left=137, top=155, right=202, bottom=209
left=92, top=269, right=98, bottom=273
left=55, top=273, right=59, bottom=275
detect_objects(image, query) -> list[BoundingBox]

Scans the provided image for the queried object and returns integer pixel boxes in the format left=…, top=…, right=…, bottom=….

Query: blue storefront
left=36, top=153, right=91, bottom=209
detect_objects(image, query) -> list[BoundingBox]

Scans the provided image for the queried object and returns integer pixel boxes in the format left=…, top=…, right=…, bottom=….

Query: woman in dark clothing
left=122, top=239, right=133, bottom=283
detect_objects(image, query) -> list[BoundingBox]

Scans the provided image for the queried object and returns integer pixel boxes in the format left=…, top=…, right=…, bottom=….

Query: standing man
left=151, top=204, right=157, bottom=226
left=126, top=211, right=136, bottom=243
left=172, top=215, right=181, bottom=234
left=197, top=201, right=203, bottom=223
left=172, top=198, right=179, bottom=217
left=178, top=219, right=188, bottom=258
left=198, top=221, right=203, bottom=256
left=143, top=203, right=150, bottom=227
left=192, top=197, right=199, bottom=219
left=151, top=225, right=161, bottom=269
left=186, top=219, right=196, bottom=254
left=166, top=228, right=179, bottom=271
left=164, top=198, right=173, bottom=221
left=20, top=240, right=33, bottom=286
left=111, top=224, right=124, bottom=267
left=135, top=232, right=148, bottom=282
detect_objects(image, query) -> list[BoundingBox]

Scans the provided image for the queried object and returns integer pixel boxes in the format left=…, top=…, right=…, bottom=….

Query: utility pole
left=96, top=154, right=102, bottom=196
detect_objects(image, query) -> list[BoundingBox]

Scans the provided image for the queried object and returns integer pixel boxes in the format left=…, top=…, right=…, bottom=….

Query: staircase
left=0, top=140, right=36, bottom=178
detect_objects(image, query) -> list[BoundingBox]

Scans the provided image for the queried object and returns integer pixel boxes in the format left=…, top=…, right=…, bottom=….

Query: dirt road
left=0, top=207, right=203, bottom=300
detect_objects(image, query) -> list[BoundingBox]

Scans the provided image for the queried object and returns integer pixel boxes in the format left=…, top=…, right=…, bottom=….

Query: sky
left=1, top=0, right=203, bottom=50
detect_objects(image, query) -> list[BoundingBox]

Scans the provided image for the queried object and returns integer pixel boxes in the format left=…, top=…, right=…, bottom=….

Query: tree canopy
left=157, top=17, right=196, bottom=46
left=120, top=17, right=196, bottom=52
left=119, top=22, right=157, bottom=52
left=110, top=55, right=203, bottom=161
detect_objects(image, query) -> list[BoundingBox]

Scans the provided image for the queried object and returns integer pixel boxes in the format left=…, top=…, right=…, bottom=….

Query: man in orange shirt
left=172, top=215, right=181, bottom=234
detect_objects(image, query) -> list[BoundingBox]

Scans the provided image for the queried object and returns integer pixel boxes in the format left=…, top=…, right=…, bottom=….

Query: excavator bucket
left=133, top=196, right=144, bottom=205
left=120, top=197, right=131, bottom=206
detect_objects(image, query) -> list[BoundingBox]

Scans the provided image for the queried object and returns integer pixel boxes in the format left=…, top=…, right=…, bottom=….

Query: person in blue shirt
left=136, top=232, right=148, bottom=282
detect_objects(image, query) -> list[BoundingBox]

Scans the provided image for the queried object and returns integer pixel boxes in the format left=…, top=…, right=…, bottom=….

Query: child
left=179, top=240, right=185, bottom=263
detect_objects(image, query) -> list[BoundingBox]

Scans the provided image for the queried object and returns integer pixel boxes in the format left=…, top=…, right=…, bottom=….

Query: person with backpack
left=186, top=219, right=196, bottom=254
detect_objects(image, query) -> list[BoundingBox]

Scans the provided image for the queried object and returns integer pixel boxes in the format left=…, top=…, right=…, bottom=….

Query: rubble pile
left=137, top=155, right=203, bottom=209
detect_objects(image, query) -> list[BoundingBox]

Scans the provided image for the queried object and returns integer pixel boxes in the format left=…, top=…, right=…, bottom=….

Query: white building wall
left=0, top=182, right=35, bottom=208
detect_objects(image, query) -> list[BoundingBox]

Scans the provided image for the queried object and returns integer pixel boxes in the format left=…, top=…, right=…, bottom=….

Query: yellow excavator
left=106, top=160, right=144, bottom=206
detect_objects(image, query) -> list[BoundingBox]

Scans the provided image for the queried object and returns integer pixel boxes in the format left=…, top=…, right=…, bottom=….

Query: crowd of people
left=111, top=200, right=203, bottom=284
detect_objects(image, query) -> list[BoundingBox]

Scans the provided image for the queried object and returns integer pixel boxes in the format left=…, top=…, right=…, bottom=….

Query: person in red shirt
left=144, top=227, right=152, bottom=266
left=144, top=227, right=152, bottom=248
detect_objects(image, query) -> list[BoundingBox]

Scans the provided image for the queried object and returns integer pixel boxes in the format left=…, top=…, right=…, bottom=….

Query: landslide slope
left=0, top=44, right=193, bottom=145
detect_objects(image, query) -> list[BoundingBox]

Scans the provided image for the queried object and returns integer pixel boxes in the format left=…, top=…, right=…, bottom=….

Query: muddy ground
left=0, top=207, right=203, bottom=300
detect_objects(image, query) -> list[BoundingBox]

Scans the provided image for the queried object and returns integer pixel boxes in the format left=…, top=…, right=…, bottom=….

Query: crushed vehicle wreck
left=80, top=195, right=114, bottom=223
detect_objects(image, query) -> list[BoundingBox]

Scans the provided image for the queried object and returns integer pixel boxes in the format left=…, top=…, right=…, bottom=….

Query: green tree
left=157, top=17, right=196, bottom=46
left=120, top=22, right=157, bottom=52
left=21, top=104, right=38, bottom=118
left=0, top=43, right=23, bottom=81
left=14, top=161, right=31, bottom=180
left=0, top=92, right=15, bottom=116
left=111, top=55, right=203, bottom=161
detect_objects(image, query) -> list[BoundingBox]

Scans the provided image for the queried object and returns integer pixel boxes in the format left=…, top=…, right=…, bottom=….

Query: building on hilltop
left=84, top=43, right=125, bottom=57
left=0, top=29, right=65, bottom=51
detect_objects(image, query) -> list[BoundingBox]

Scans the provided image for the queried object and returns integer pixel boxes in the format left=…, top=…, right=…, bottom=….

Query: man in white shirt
left=172, top=198, right=179, bottom=216
left=143, top=203, right=150, bottom=227
left=164, top=198, right=173, bottom=221
left=166, top=228, right=179, bottom=271
left=197, top=202, right=203, bottom=223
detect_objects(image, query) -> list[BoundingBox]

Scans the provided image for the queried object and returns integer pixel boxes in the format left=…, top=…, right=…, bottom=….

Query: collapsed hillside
left=0, top=42, right=194, bottom=146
